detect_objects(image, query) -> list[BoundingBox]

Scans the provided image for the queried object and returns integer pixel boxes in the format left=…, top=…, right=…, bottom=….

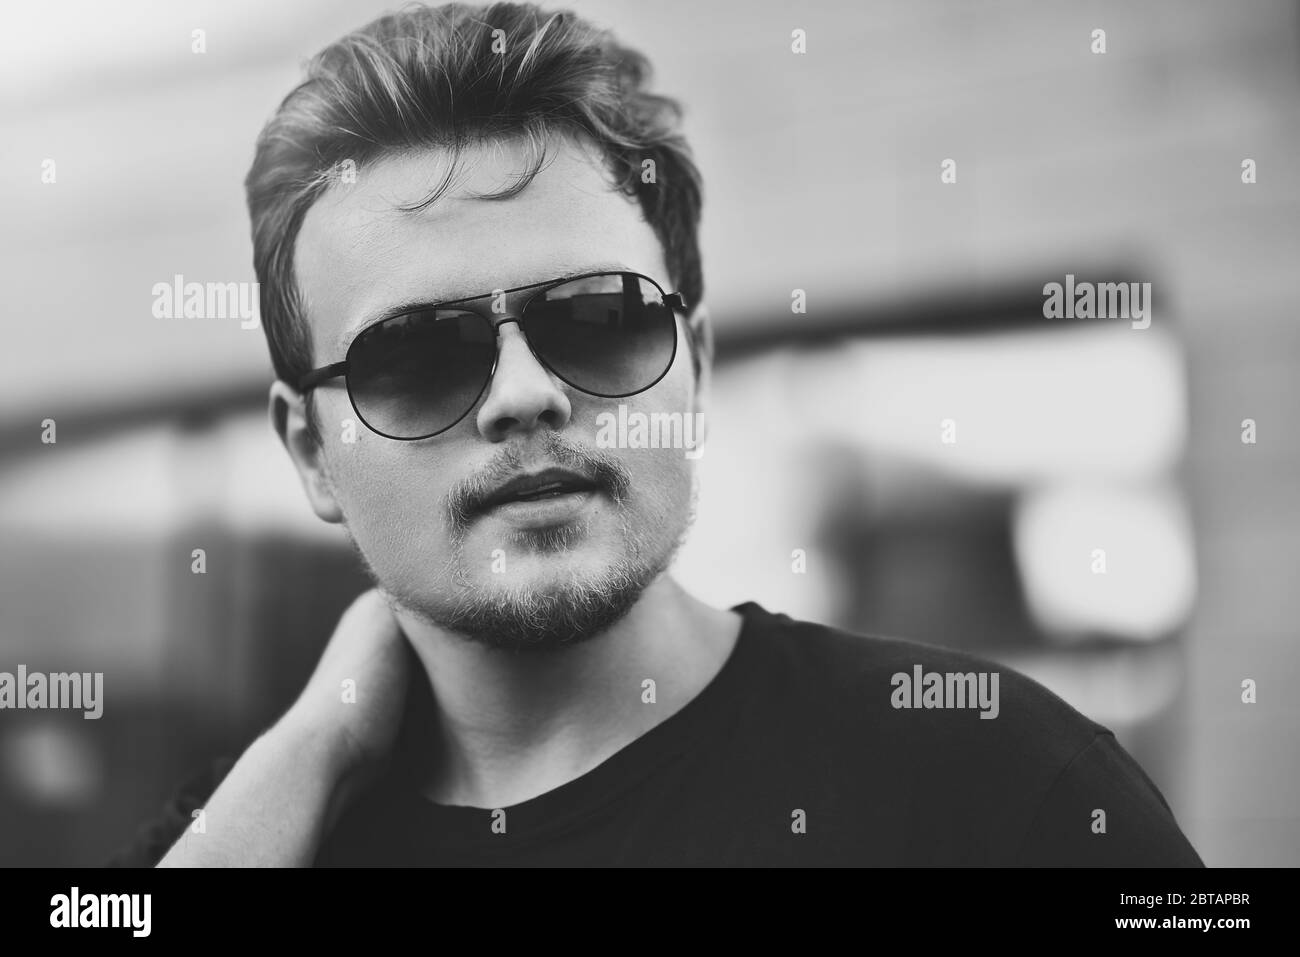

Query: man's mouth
left=478, top=468, right=602, bottom=512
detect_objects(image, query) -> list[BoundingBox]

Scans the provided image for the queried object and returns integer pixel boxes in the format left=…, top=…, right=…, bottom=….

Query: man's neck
left=394, top=576, right=742, bottom=808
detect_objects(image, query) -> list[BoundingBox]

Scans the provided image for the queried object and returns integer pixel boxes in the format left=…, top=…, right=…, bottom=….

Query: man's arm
left=107, top=757, right=233, bottom=867
left=153, top=712, right=352, bottom=867
left=147, top=589, right=414, bottom=868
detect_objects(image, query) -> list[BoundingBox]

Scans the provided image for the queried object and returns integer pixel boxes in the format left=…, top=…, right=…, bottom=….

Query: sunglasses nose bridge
left=486, top=314, right=552, bottom=378
left=478, top=313, right=521, bottom=378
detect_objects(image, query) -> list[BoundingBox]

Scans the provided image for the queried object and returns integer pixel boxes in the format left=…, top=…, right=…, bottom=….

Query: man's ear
left=269, top=380, right=345, bottom=524
left=685, top=301, right=713, bottom=419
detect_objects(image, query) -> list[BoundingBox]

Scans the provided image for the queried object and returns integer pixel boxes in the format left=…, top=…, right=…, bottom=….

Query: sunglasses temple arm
left=297, top=361, right=349, bottom=393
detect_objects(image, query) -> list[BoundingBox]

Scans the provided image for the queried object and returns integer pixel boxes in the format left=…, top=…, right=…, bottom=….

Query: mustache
left=445, top=432, right=632, bottom=530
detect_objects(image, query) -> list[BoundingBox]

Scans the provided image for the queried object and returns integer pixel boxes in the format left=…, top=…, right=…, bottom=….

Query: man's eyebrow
left=332, top=262, right=635, bottom=355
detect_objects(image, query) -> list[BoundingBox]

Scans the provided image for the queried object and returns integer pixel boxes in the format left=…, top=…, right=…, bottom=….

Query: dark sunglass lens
left=522, top=273, right=676, bottom=396
left=348, top=310, right=494, bottom=438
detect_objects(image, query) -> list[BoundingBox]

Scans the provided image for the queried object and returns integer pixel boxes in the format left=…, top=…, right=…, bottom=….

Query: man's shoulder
left=732, top=602, right=1106, bottom=764
left=730, top=603, right=1207, bottom=866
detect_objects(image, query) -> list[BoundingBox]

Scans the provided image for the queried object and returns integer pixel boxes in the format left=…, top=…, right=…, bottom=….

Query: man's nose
left=474, top=320, right=572, bottom=441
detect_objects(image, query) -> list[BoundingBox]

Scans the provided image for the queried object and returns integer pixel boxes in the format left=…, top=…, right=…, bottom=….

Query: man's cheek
left=333, top=456, right=450, bottom=540
left=626, top=446, right=692, bottom=515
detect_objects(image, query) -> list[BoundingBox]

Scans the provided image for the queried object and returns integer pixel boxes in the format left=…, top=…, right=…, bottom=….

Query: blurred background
left=2, top=0, right=1297, bottom=866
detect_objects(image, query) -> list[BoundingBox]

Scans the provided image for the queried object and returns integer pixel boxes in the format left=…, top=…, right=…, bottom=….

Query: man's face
left=287, top=135, right=703, bottom=649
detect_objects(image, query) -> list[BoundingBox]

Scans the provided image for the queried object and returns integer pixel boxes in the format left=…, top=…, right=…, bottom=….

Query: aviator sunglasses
left=298, top=270, right=686, bottom=440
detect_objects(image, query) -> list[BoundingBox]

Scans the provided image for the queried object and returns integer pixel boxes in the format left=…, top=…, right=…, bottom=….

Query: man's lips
left=477, top=467, right=602, bottom=512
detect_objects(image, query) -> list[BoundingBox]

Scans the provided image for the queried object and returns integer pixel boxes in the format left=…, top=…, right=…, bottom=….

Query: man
left=114, top=1, right=1203, bottom=867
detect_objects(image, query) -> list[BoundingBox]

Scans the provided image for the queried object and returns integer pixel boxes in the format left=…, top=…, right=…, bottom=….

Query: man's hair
left=245, top=0, right=704, bottom=433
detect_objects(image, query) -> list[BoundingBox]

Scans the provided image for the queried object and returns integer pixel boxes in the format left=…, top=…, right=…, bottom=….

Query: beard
left=344, top=433, right=698, bottom=653
left=434, top=541, right=672, bottom=652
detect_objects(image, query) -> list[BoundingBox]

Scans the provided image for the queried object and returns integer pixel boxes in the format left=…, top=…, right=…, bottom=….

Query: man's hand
left=157, top=588, right=416, bottom=867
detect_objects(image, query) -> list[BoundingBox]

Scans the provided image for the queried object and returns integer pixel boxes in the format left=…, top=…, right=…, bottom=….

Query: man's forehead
left=293, top=139, right=660, bottom=356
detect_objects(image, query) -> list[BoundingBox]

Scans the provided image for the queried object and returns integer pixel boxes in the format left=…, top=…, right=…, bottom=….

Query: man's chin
left=431, top=570, right=650, bottom=653
left=491, top=546, right=617, bottom=581
left=458, top=516, right=625, bottom=577
left=386, top=536, right=667, bottom=653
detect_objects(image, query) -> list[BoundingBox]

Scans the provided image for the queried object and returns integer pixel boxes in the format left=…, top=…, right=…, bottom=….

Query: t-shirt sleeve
left=1013, top=731, right=1204, bottom=866
left=105, top=756, right=237, bottom=867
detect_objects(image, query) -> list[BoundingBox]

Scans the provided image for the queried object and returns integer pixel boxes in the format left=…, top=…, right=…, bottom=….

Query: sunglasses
left=298, top=270, right=686, bottom=440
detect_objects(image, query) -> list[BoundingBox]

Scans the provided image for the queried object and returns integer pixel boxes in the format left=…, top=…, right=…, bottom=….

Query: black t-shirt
left=110, top=602, right=1204, bottom=867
